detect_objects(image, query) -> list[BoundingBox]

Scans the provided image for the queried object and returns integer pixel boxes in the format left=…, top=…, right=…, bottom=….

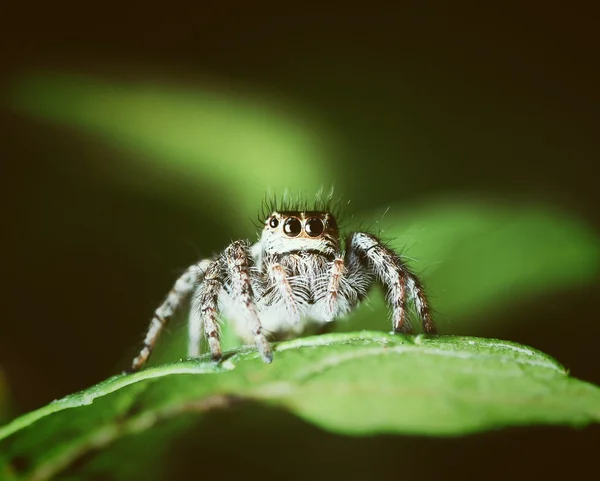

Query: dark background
left=1, top=5, right=599, bottom=480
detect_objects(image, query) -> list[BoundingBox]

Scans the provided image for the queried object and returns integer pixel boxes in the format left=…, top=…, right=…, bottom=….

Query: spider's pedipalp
left=325, top=257, right=346, bottom=319
left=268, top=262, right=301, bottom=324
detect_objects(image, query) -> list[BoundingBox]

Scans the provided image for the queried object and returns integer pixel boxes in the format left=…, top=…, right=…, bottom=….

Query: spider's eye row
left=283, top=217, right=302, bottom=237
left=269, top=217, right=279, bottom=228
left=305, top=217, right=324, bottom=237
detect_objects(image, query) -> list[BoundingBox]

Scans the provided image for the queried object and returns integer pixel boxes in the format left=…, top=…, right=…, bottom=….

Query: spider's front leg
left=191, top=240, right=273, bottom=363
left=347, top=232, right=437, bottom=335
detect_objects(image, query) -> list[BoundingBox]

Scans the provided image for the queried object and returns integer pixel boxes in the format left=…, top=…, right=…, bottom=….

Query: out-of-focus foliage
left=343, top=199, right=599, bottom=332
left=1, top=332, right=599, bottom=480
left=9, top=72, right=335, bottom=219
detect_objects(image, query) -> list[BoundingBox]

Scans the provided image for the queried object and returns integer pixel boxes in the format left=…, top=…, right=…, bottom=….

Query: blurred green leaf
left=1, top=331, right=599, bottom=480
left=9, top=72, right=335, bottom=219
left=344, top=199, right=599, bottom=331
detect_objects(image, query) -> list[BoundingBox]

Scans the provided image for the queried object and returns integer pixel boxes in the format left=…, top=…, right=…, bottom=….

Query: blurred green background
left=1, top=6, right=599, bottom=480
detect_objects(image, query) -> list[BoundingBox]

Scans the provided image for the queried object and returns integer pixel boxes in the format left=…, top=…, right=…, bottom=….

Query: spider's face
left=260, top=211, right=339, bottom=256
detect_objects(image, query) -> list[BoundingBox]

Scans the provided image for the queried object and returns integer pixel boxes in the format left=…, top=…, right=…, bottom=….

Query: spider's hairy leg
left=347, top=232, right=437, bottom=335
left=225, top=240, right=273, bottom=363
left=405, top=274, right=437, bottom=334
left=325, top=257, right=346, bottom=319
left=130, top=262, right=207, bottom=372
left=191, top=261, right=224, bottom=362
left=187, top=259, right=212, bottom=357
left=267, top=260, right=300, bottom=324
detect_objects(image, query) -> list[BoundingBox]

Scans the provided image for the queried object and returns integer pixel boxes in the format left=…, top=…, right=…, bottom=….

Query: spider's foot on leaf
left=392, top=327, right=413, bottom=335
left=256, top=338, right=274, bottom=364
left=123, top=365, right=143, bottom=375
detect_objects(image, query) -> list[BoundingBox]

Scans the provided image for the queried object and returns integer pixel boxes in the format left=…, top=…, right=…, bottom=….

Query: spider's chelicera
left=130, top=202, right=437, bottom=372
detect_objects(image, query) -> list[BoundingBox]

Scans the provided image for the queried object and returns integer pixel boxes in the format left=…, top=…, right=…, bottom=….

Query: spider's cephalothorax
left=130, top=207, right=437, bottom=371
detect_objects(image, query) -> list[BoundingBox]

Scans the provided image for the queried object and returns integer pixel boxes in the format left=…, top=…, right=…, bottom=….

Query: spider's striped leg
left=404, top=271, right=437, bottom=334
left=187, top=260, right=212, bottom=357
left=321, top=252, right=373, bottom=323
left=224, top=241, right=273, bottom=363
left=347, top=232, right=437, bottom=335
left=191, top=261, right=225, bottom=362
left=192, top=240, right=272, bottom=363
left=130, top=262, right=206, bottom=372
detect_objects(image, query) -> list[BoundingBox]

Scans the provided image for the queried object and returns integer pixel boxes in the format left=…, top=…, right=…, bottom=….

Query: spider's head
left=260, top=211, right=340, bottom=256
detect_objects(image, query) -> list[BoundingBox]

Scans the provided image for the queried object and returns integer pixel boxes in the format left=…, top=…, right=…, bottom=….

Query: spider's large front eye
left=269, top=217, right=279, bottom=228
left=305, top=217, right=324, bottom=237
left=283, top=217, right=302, bottom=237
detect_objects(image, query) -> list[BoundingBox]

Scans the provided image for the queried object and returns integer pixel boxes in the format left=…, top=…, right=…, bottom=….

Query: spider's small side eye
left=305, top=217, right=324, bottom=237
left=283, top=217, right=302, bottom=237
left=269, top=217, right=279, bottom=228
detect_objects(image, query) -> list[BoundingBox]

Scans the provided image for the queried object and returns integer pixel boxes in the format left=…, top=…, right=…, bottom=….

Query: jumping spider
left=130, top=200, right=437, bottom=371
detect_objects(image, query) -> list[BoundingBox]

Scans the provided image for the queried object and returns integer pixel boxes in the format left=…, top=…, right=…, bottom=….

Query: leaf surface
left=1, top=332, right=599, bottom=480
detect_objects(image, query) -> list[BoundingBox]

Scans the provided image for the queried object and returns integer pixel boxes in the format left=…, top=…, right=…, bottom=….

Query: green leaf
left=1, top=332, right=599, bottom=480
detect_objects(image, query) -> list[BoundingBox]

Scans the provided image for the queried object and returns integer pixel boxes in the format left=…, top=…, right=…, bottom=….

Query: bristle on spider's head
left=258, top=186, right=343, bottom=225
